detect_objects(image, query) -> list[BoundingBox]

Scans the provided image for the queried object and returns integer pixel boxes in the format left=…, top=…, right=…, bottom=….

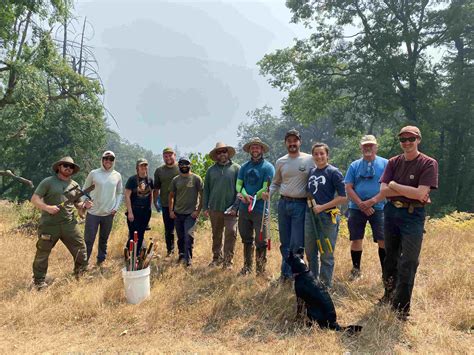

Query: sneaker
left=208, top=260, right=219, bottom=268
left=222, top=262, right=233, bottom=270
left=349, top=268, right=362, bottom=281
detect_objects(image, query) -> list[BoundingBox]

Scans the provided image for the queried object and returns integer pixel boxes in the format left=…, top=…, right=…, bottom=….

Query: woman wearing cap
left=83, top=151, right=123, bottom=267
left=124, top=158, right=154, bottom=251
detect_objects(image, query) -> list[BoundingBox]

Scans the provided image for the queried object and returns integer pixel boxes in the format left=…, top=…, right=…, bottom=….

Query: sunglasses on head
left=102, top=156, right=115, bottom=161
left=399, top=136, right=417, bottom=143
left=62, top=163, right=75, bottom=169
left=216, top=149, right=228, bottom=155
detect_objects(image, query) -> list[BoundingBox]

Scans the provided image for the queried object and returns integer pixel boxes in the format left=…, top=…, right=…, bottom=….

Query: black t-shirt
left=125, top=175, right=154, bottom=209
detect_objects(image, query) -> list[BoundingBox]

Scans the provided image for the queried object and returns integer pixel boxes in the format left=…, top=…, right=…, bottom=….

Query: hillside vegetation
left=0, top=201, right=472, bottom=353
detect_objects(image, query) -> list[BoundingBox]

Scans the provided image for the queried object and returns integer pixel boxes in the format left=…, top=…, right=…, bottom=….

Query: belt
left=281, top=195, right=306, bottom=202
left=390, top=200, right=424, bottom=213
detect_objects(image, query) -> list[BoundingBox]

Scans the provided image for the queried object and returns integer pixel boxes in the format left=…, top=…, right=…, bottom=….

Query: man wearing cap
left=30, top=157, right=93, bottom=289
left=153, top=147, right=180, bottom=257
left=124, top=158, right=154, bottom=252
left=203, top=143, right=240, bottom=269
left=344, top=135, right=388, bottom=280
left=365, top=126, right=438, bottom=320
left=267, top=129, right=314, bottom=282
left=83, top=151, right=123, bottom=267
left=169, top=156, right=203, bottom=267
left=236, top=138, right=275, bottom=276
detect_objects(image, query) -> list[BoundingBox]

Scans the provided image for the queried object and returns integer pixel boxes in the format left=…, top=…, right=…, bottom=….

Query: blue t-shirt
left=344, top=156, right=388, bottom=210
left=238, top=159, right=275, bottom=213
left=307, top=164, right=346, bottom=205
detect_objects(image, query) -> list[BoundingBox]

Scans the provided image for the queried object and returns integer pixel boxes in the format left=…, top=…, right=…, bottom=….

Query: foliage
left=258, top=0, right=474, bottom=213
left=188, top=152, right=214, bottom=180
left=0, top=0, right=106, bottom=199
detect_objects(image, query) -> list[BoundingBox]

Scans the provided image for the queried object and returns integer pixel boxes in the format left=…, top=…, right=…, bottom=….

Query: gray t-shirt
left=270, top=152, right=314, bottom=198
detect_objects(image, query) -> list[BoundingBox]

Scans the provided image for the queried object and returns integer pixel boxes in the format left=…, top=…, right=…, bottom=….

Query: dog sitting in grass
left=287, top=248, right=362, bottom=334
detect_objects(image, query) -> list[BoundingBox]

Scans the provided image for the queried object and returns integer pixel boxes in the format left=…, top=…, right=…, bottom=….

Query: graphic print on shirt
left=245, top=168, right=261, bottom=186
left=308, top=175, right=326, bottom=194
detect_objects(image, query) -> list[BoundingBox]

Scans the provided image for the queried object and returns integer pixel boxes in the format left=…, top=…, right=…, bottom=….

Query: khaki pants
left=33, top=222, right=88, bottom=282
left=209, top=210, right=237, bottom=264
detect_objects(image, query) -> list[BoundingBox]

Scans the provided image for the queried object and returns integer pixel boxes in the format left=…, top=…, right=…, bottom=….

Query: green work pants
left=33, top=222, right=88, bottom=282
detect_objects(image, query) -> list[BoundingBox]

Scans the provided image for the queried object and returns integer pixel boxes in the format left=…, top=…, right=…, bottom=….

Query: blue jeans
left=84, top=213, right=115, bottom=262
left=174, top=213, right=197, bottom=264
left=278, top=198, right=306, bottom=278
left=304, top=208, right=339, bottom=287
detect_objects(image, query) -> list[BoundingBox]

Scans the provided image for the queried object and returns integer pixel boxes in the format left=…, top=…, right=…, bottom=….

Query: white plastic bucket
left=121, top=266, right=150, bottom=304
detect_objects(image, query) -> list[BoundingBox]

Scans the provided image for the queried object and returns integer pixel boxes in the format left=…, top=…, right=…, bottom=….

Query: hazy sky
left=74, top=0, right=309, bottom=154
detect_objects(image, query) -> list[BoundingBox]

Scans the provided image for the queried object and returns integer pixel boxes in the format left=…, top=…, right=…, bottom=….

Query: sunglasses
left=62, top=163, right=75, bottom=169
left=216, top=149, right=228, bottom=155
left=399, top=136, right=417, bottom=143
left=102, top=156, right=115, bottom=161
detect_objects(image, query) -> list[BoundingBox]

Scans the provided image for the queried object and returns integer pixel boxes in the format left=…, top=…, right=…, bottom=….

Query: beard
left=287, top=144, right=298, bottom=153
left=179, top=166, right=190, bottom=174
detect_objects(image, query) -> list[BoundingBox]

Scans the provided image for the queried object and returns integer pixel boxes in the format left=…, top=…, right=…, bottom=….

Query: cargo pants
left=33, top=222, right=88, bottom=282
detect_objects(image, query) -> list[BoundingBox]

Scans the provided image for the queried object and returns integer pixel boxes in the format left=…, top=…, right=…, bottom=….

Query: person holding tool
left=364, top=126, right=438, bottom=321
left=83, top=150, right=123, bottom=267
left=153, top=147, right=180, bottom=257
left=236, top=138, right=275, bottom=277
left=344, top=135, right=388, bottom=280
left=169, top=156, right=203, bottom=267
left=30, top=156, right=93, bottom=290
left=203, top=142, right=240, bottom=269
left=124, top=158, right=153, bottom=253
left=305, top=143, right=347, bottom=288
left=267, top=129, right=314, bottom=282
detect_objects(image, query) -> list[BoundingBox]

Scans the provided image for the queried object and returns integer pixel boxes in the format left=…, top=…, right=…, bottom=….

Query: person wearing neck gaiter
left=83, top=150, right=123, bottom=266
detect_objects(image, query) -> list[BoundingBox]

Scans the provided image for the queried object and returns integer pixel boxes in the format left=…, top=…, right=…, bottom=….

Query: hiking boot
left=97, top=259, right=107, bottom=268
left=349, top=268, right=362, bottom=281
left=240, top=243, right=254, bottom=276
left=165, top=250, right=174, bottom=258
left=33, top=280, right=48, bottom=291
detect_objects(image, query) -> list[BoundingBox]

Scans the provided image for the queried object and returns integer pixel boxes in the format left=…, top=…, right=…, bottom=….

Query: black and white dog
left=286, top=248, right=362, bottom=334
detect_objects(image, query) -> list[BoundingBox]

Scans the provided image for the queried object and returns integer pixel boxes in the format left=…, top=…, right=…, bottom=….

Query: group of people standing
left=30, top=125, right=437, bottom=321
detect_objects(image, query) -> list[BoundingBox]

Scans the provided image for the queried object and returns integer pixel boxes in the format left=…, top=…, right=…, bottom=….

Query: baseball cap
left=285, top=129, right=301, bottom=141
left=136, top=158, right=148, bottom=167
left=102, top=150, right=115, bottom=158
left=398, top=126, right=421, bottom=138
left=178, top=156, right=191, bottom=164
left=162, top=147, right=175, bottom=154
left=360, top=135, right=377, bottom=145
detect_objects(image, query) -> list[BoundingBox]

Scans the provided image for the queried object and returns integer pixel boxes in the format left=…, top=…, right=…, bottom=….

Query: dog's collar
left=292, top=270, right=310, bottom=277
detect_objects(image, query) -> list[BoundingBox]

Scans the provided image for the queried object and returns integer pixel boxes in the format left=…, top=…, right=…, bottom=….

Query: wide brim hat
left=242, top=137, right=269, bottom=153
left=52, top=156, right=80, bottom=174
left=209, top=142, right=236, bottom=161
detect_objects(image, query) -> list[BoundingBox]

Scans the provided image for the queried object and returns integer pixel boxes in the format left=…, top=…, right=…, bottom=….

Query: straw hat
left=242, top=137, right=270, bottom=153
left=51, top=156, right=80, bottom=174
left=209, top=142, right=236, bottom=161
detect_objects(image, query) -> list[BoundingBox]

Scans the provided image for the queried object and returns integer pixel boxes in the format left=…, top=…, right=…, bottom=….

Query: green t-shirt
left=154, top=164, right=179, bottom=207
left=34, top=175, right=80, bottom=225
left=170, top=173, right=203, bottom=215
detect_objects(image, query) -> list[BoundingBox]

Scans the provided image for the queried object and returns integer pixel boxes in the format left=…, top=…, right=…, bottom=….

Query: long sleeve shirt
left=203, top=161, right=240, bottom=212
left=83, top=166, right=123, bottom=216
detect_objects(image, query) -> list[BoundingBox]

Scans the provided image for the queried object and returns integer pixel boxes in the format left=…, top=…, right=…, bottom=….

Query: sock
left=378, top=247, right=386, bottom=271
left=351, top=250, right=362, bottom=269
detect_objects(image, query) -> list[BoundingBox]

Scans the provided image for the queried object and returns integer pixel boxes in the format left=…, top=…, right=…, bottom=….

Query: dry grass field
left=0, top=201, right=472, bottom=353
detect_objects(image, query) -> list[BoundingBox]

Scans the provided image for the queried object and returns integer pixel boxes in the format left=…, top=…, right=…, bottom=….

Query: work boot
left=256, top=247, right=269, bottom=279
left=239, top=243, right=254, bottom=275
left=222, top=254, right=233, bottom=270
left=32, top=279, right=48, bottom=291
left=378, top=276, right=395, bottom=305
left=349, top=267, right=362, bottom=281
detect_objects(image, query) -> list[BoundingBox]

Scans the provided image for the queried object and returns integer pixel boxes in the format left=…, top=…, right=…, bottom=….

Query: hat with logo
left=284, top=129, right=301, bottom=141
